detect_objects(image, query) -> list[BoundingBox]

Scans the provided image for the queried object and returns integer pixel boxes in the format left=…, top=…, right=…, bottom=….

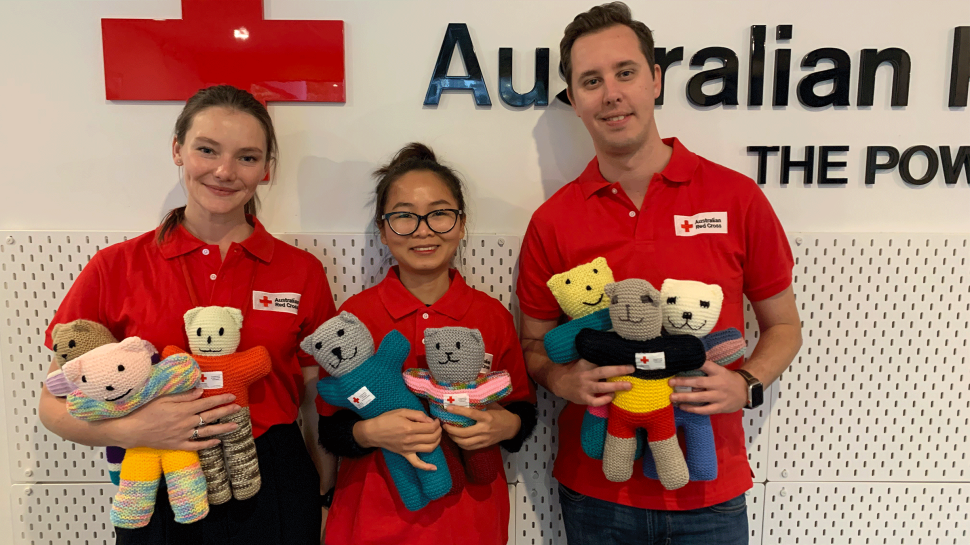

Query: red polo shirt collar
left=579, top=137, right=700, bottom=200
left=156, top=215, right=275, bottom=263
left=378, top=266, right=473, bottom=321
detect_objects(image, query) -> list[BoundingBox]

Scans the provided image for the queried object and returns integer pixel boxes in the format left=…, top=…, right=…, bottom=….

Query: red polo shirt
left=517, top=137, right=793, bottom=510
left=316, top=267, right=536, bottom=545
left=44, top=217, right=336, bottom=438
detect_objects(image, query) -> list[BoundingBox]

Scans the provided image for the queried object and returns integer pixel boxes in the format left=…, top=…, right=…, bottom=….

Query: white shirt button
left=422, top=313, right=429, bottom=319
left=612, top=188, right=618, bottom=194
left=202, top=248, right=210, bottom=256
left=421, top=338, right=425, bottom=345
left=209, top=274, right=217, bottom=280
left=629, top=211, right=636, bottom=218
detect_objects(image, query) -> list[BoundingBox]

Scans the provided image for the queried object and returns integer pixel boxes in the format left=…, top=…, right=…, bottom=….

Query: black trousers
left=116, top=422, right=321, bottom=545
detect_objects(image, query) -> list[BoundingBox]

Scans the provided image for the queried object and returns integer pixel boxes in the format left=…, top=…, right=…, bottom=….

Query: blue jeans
left=558, top=483, right=748, bottom=545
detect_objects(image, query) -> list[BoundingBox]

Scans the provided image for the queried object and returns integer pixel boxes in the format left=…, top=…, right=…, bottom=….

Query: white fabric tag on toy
left=635, top=352, right=666, bottom=371
left=443, top=393, right=470, bottom=408
left=200, top=371, right=224, bottom=389
left=480, top=353, right=494, bottom=375
left=349, top=386, right=375, bottom=409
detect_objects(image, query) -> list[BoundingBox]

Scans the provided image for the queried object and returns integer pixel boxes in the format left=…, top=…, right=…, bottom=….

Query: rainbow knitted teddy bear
left=404, top=327, right=512, bottom=484
left=62, top=337, right=208, bottom=528
left=163, top=306, right=271, bottom=505
left=304, top=312, right=452, bottom=511
left=575, top=278, right=708, bottom=488
left=45, top=319, right=126, bottom=484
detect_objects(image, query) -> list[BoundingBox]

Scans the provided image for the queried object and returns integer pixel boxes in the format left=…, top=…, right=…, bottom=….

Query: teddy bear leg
left=197, top=443, right=231, bottom=505
left=580, top=405, right=610, bottom=460
left=679, top=408, right=717, bottom=481
left=161, top=449, right=209, bottom=524
left=439, top=434, right=466, bottom=496
left=382, top=449, right=430, bottom=511
left=414, top=445, right=452, bottom=500
left=110, top=447, right=163, bottom=529
left=105, top=446, right=126, bottom=486
left=648, top=437, right=690, bottom=490
left=221, top=407, right=262, bottom=501
left=602, top=433, right=638, bottom=482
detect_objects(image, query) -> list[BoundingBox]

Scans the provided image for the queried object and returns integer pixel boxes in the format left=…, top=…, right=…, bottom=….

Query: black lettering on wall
left=781, top=146, right=815, bottom=184
left=499, top=48, right=549, bottom=107
left=749, top=26, right=767, bottom=106
left=748, top=146, right=780, bottom=185
left=949, top=26, right=970, bottom=107
left=687, top=47, right=739, bottom=107
left=424, top=23, right=491, bottom=106
left=939, top=146, right=970, bottom=184
left=899, top=146, right=940, bottom=185
left=858, top=48, right=911, bottom=107
left=798, top=48, right=851, bottom=107
left=655, top=47, right=684, bottom=106
left=773, top=25, right=793, bottom=106
left=864, top=146, right=900, bottom=185
left=818, top=146, right=850, bottom=184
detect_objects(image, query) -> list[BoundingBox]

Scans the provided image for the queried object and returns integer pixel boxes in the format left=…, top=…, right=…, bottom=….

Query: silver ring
left=198, top=415, right=206, bottom=427
left=191, top=429, right=199, bottom=441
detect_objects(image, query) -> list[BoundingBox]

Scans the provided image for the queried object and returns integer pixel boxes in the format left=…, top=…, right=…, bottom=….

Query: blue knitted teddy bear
left=302, top=312, right=452, bottom=511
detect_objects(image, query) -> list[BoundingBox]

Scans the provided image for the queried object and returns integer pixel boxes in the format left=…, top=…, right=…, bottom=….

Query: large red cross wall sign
left=102, top=0, right=345, bottom=103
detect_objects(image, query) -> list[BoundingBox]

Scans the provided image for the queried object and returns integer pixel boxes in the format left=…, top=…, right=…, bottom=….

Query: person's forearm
left=741, top=323, right=802, bottom=387
left=301, top=370, right=336, bottom=493
left=38, top=388, right=123, bottom=447
left=522, top=337, right=563, bottom=395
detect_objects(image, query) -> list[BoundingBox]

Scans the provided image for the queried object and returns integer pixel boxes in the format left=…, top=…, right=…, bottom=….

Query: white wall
left=1, top=0, right=967, bottom=237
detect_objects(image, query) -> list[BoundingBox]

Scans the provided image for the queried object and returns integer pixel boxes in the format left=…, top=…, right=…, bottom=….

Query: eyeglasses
left=382, top=209, right=463, bottom=236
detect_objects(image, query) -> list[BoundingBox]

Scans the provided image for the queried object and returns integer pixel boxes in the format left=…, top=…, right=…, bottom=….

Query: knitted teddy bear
left=62, top=337, right=208, bottom=528
left=404, top=327, right=512, bottom=484
left=162, top=306, right=271, bottom=505
left=304, top=312, right=452, bottom=512
left=542, top=257, right=614, bottom=364
left=44, top=319, right=126, bottom=484
left=638, top=279, right=747, bottom=483
left=575, top=278, right=707, bottom=488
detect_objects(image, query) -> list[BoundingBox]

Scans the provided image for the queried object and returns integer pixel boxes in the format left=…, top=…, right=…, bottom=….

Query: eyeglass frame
left=381, top=209, right=464, bottom=236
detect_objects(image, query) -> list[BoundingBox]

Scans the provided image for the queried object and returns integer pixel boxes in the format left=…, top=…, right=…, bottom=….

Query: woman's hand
left=442, top=403, right=520, bottom=450
left=353, top=409, right=442, bottom=471
left=110, top=388, right=241, bottom=451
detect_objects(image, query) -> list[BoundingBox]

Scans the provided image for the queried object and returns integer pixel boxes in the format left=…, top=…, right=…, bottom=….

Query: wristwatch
left=734, top=369, right=764, bottom=409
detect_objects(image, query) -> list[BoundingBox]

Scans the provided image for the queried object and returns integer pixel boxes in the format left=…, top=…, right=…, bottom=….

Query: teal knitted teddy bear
left=304, top=312, right=452, bottom=511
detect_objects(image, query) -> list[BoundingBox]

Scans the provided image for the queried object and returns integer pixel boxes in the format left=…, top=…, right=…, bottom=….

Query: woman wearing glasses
left=315, top=143, right=537, bottom=545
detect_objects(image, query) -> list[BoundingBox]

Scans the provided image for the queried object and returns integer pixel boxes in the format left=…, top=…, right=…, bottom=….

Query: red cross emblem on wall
left=101, top=0, right=345, bottom=103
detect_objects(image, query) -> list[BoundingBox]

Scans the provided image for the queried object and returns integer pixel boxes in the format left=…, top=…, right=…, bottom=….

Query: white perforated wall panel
left=2, top=231, right=968, bottom=545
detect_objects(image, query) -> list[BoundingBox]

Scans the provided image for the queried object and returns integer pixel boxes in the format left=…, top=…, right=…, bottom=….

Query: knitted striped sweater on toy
left=403, top=369, right=512, bottom=427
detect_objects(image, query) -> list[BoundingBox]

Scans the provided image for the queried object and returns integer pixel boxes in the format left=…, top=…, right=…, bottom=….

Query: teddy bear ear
left=604, top=282, right=618, bottom=297
left=226, top=307, right=243, bottom=330
left=72, top=320, right=93, bottom=333
left=299, top=334, right=316, bottom=356
left=338, top=311, right=358, bottom=324
left=592, top=257, right=608, bottom=269
left=62, top=360, right=82, bottom=385
left=708, top=284, right=724, bottom=301
left=51, top=323, right=63, bottom=339
left=468, top=329, right=484, bottom=346
left=183, top=307, right=203, bottom=326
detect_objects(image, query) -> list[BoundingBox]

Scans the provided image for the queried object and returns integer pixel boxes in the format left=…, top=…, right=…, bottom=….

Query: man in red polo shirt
left=517, top=3, right=802, bottom=543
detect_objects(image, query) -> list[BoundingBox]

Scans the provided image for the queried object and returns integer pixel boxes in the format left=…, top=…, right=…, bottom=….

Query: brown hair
left=158, top=85, right=279, bottom=242
left=560, top=2, right=656, bottom=91
left=373, top=143, right=467, bottom=229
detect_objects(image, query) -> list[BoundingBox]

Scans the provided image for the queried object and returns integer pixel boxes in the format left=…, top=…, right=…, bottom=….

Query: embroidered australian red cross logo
left=446, top=396, right=456, bottom=404
left=640, top=356, right=649, bottom=364
left=101, top=0, right=345, bottom=103
left=200, top=375, right=206, bottom=382
left=681, top=220, right=693, bottom=233
left=259, top=296, right=272, bottom=308
left=352, top=397, right=360, bottom=404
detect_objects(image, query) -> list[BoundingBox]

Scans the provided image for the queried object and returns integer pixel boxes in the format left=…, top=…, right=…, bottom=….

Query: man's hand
left=668, top=360, right=749, bottom=415
left=548, top=359, right=635, bottom=406
left=442, top=403, right=520, bottom=450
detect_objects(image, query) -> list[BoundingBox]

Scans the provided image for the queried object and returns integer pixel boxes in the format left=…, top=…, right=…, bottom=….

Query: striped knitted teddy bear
left=44, top=319, right=126, bottom=484
left=304, top=312, right=452, bottom=511
left=575, top=278, right=707, bottom=488
left=62, top=337, right=208, bottom=528
left=162, top=306, right=272, bottom=505
left=404, top=327, right=512, bottom=484
left=637, top=279, right=747, bottom=482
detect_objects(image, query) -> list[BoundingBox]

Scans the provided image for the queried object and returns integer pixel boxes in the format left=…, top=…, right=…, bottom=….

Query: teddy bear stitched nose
left=331, top=347, right=342, bottom=358
left=207, top=336, right=212, bottom=344
left=682, top=311, right=693, bottom=321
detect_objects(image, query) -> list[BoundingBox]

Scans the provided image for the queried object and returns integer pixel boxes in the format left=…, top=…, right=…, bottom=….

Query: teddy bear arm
left=402, top=372, right=435, bottom=400
left=237, top=346, right=273, bottom=387
left=376, top=330, right=411, bottom=369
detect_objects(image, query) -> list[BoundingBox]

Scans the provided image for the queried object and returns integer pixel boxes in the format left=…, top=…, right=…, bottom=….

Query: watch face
left=750, top=384, right=764, bottom=408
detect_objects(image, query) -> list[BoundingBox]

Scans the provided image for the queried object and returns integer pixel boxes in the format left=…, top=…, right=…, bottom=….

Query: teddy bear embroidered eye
left=403, top=327, right=513, bottom=484
left=305, top=312, right=452, bottom=512
left=542, top=257, right=616, bottom=364
left=159, top=306, right=271, bottom=506
left=44, top=319, right=127, bottom=484
left=574, top=278, right=708, bottom=489
left=62, top=337, right=208, bottom=529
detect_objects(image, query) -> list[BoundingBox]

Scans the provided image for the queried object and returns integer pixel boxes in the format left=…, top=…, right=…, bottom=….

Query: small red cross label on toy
left=640, top=356, right=649, bottom=364
left=200, top=375, right=206, bottom=382
left=352, top=397, right=359, bottom=404
left=447, top=396, right=455, bottom=404
left=259, top=296, right=272, bottom=307
left=681, top=220, right=693, bottom=233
